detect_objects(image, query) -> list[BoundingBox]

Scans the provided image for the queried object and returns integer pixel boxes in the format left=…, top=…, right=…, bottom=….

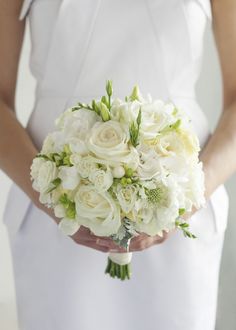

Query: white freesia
left=110, top=99, right=140, bottom=126
left=33, top=161, right=58, bottom=193
left=89, top=169, right=113, bottom=192
left=58, top=166, right=80, bottom=190
left=74, top=184, right=121, bottom=236
left=58, top=218, right=80, bottom=236
left=54, top=204, right=66, bottom=218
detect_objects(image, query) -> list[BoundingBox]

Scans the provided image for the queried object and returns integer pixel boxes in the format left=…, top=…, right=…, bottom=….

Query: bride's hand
left=34, top=200, right=125, bottom=253
left=128, top=209, right=196, bottom=252
left=129, top=232, right=170, bottom=252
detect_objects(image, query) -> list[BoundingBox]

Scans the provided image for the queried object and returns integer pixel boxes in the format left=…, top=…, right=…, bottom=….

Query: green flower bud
left=125, top=168, right=133, bottom=178
left=106, top=80, right=113, bottom=97
left=126, top=178, right=132, bottom=184
left=129, top=85, right=141, bottom=101
left=121, top=177, right=127, bottom=186
left=100, top=102, right=111, bottom=121
left=101, top=95, right=109, bottom=108
left=92, top=100, right=100, bottom=115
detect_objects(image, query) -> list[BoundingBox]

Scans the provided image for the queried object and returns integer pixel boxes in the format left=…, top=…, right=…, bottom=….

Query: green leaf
left=161, top=119, right=182, bottom=134
left=136, top=107, right=142, bottom=126
left=175, top=220, right=197, bottom=239
left=46, top=177, right=62, bottom=193
left=59, top=193, right=71, bottom=208
left=59, top=194, right=76, bottom=219
left=171, top=119, right=181, bottom=130
left=35, top=154, right=50, bottom=161
left=66, top=202, right=76, bottom=219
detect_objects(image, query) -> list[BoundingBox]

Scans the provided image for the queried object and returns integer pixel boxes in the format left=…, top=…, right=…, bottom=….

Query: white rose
left=58, top=166, right=80, bottom=190
left=76, top=156, right=98, bottom=178
left=89, top=169, right=113, bottom=192
left=34, top=161, right=58, bottom=193
left=116, top=184, right=138, bottom=214
left=87, top=120, right=137, bottom=164
left=74, top=184, right=121, bottom=236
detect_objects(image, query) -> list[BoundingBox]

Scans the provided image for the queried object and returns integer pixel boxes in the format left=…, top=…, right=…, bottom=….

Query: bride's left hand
left=128, top=208, right=197, bottom=252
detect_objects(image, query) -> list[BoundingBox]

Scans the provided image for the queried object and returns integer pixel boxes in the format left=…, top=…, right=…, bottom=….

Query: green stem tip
left=105, top=258, right=131, bottom=281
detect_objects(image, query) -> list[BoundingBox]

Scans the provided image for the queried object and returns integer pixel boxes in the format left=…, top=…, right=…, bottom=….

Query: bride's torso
left=5, top=0, right=229, bottom=244
left=20, top=0, right=212, bottom=148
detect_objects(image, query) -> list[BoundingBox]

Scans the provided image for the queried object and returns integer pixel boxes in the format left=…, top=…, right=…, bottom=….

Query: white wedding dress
left=4, top=0, right=229, bottom=329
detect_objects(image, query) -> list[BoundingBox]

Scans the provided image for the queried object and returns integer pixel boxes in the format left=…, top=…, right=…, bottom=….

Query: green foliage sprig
left=59, top=193, right=76, bottom=219
left=129, top=107, right=142, bottom=147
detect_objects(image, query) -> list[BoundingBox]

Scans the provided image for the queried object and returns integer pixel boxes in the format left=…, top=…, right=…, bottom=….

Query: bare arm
left=0, top=0, right=120, bottom=252
left=0, top=0, right=39, bottom=202
left=131, top=1, right=236, bottom=251
left=201, top=0, right=236, bottom=197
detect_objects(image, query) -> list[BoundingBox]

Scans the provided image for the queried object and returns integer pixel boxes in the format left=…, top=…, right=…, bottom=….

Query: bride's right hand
left=34, top=199, right=125, bottom=253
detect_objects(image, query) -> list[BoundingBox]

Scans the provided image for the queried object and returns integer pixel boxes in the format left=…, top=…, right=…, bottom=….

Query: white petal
left=58, top=218, right=80, bottom=236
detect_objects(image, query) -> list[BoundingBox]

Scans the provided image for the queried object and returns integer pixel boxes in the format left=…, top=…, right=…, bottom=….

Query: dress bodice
left=19, top=0, right=212, bottom=149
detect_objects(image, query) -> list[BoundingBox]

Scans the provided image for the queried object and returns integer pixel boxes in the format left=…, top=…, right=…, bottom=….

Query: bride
left=0, top=0, right=234, bottom=329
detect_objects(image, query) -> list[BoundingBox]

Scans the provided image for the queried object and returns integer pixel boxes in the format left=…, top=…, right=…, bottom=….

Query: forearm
left=200, top=101, right=236, bottom=198
left=0, top=99, right=39, bottom=204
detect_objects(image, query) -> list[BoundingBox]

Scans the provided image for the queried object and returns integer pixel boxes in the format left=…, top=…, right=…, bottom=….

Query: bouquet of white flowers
left=31, top=81, right=205, bottom=280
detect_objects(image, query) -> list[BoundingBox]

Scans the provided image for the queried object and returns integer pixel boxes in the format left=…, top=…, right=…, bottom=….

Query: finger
left=75, top=228, right=122, bottom=248
left=129, top=238, right=153, bottom=252
left=74, top=239, right=110, bottom=253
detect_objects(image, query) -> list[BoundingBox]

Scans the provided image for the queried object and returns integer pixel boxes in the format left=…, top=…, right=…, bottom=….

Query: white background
left=0, top=22, right=235, bottom=329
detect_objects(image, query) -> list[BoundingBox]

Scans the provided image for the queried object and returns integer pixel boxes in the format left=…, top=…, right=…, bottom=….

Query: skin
left=0, top=0, right=235, bottom=253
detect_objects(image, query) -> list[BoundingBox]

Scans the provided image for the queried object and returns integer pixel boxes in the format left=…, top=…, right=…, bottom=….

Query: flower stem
left=105, top=258, right=131, bottom=280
